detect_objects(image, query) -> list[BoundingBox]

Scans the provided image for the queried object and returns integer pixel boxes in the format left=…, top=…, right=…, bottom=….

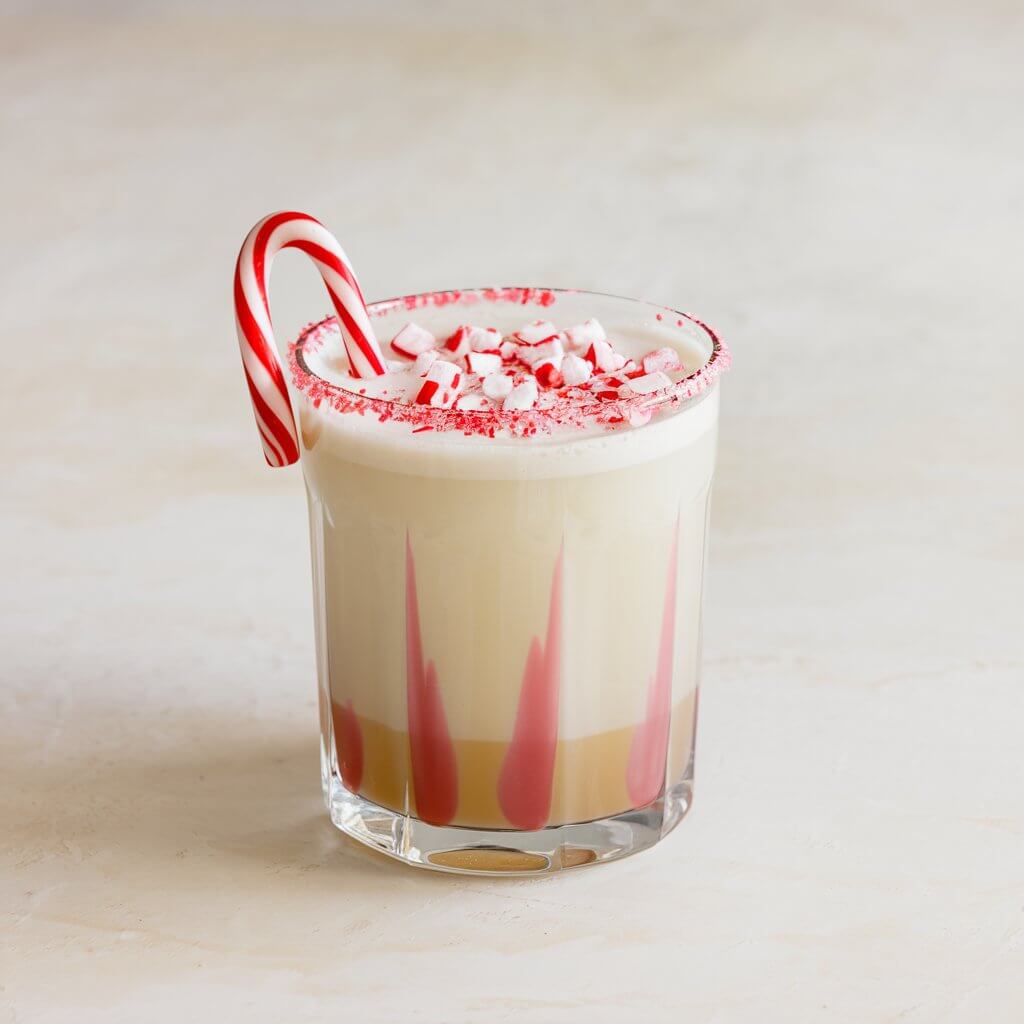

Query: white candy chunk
left=482, top=372, right=514, bottom=400
left=443, top=326, right=472, bottom=358
left=466, top=351, right=502, bottom=376
left=642, top=347, right=682, bottom=374
left=386, top=359, right=407, bottom=372
left=515, top=319, right=559, bottom=344
left=610, top=351, right=628, bottom=371
left=499, top=340, right=518, bottom=361
left=412, top=349, right=440, bottom=376
left=468, top=326, right=503, bottom=352
left=528, top=337, right=564, bottom=369
left=391, top=322, right=437, bottom=358
left=565, top=318, right=606, bottom=351
left=503, top=379, right=539, bottom=411
left=454, top=392, right=490, bottom=411
left=415, top=359, right=463, bottom=408
left=586, top=338, right=619, bottom=372
left=561, top=352, right=592, bottom=386
left=618, top=371, right=673, bottom=397
left=427, top=359, right=460, bottom=386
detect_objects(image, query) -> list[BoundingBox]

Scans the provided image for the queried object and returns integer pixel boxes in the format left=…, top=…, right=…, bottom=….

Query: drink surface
left=292, top=288, right=725, bottom=478
left=296, top=290, right=724, bottom=830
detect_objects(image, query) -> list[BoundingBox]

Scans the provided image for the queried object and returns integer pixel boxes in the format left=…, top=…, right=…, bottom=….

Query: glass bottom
left=323, top=757, right=693, bottom=876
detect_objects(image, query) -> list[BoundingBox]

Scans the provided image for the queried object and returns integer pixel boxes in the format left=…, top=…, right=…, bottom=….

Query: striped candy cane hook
left=233, top=211, right=386, bottom=467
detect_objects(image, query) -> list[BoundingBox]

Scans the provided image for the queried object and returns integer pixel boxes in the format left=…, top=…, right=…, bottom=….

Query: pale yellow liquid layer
left=329, top=695, right=696, bottom=828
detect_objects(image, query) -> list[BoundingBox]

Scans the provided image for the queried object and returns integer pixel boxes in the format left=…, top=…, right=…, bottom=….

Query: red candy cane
left=233, top=211, right=386, bottom=467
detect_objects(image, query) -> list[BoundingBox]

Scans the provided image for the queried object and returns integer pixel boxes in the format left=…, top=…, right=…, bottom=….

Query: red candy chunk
left=415, top=360, right=462, bottom=408
left=534, top=363, right=564, bottom=389
left=444, top=325, right=472, bottom=357
left=584, top=338, right=620, bottom=372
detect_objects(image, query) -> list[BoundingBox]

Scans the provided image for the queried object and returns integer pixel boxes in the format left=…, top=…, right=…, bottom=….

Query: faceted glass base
left=325, top=764, right=693, bottom=876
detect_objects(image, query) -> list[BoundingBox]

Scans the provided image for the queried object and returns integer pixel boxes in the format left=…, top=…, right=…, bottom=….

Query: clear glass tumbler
left=293, top=288, right=727, bottom=874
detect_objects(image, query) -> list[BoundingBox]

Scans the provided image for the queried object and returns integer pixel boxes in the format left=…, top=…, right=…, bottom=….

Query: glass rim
left=290, top=285, right=731, bottom=440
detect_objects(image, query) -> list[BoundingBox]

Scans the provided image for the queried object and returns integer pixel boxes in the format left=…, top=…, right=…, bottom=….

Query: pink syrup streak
left=497, top=548, right=563, bottom=830
left=405, top=535, right=458, bottom=825
left=331, top=699, right=364, bottom=793
left=626, top=520, right=679, bottom=807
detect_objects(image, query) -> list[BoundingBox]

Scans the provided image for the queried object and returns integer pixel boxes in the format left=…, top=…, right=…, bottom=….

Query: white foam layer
left=302, top=385, right=719, bottom=480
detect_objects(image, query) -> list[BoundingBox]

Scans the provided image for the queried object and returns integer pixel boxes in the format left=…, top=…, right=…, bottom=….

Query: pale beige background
left=2, top=2, right=1023, bottom=1022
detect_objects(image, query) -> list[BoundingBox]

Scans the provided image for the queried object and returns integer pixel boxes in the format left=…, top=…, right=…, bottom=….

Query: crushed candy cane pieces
left=375, top=316, right=693, bottom=432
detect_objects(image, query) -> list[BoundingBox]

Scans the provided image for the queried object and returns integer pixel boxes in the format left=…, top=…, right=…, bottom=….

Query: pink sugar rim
left=288, top=286, right=731, bottom=439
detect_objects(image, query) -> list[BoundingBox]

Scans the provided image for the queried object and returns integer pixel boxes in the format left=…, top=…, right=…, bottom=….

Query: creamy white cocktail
left=290, top=289, right=726, bottom=860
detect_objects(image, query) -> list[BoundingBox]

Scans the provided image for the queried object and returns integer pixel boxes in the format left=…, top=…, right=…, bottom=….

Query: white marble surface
left=3, top=3, right=1023, bottom=1021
